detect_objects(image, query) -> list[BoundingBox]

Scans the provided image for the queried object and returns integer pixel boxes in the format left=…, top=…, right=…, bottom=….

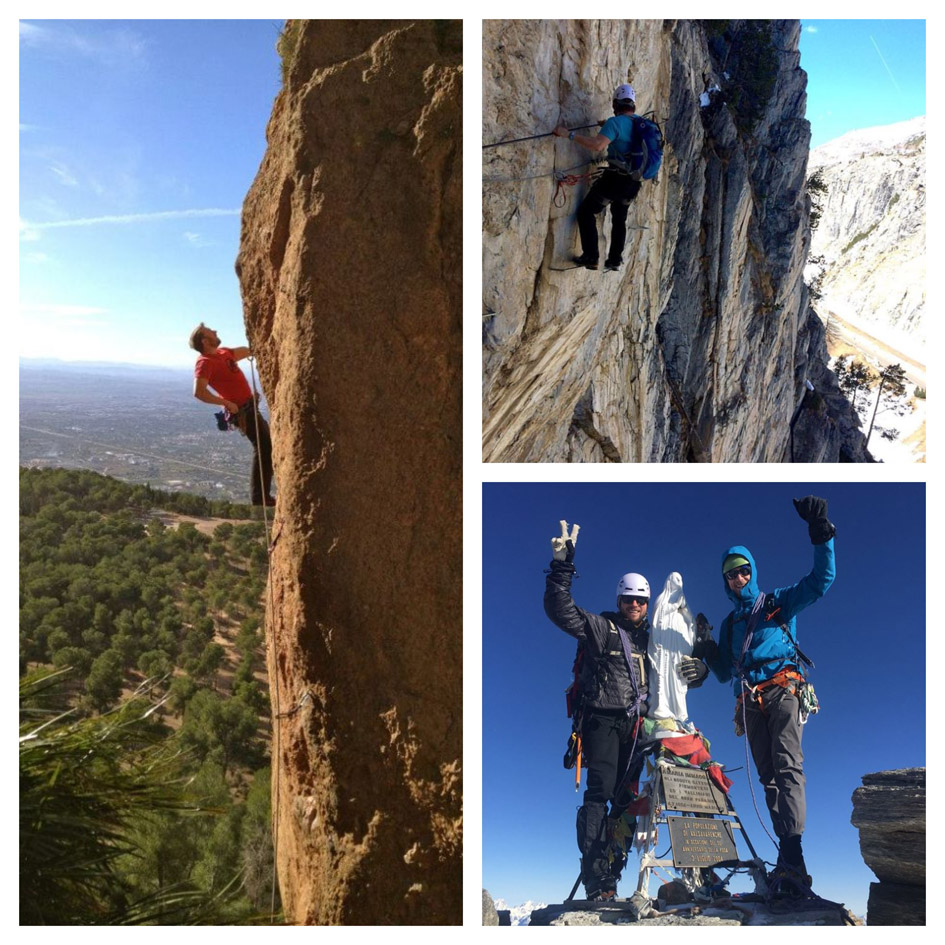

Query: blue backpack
left=610, top=114, right=664, bottom=181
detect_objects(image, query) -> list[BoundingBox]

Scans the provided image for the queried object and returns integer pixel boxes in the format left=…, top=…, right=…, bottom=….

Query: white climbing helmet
left=613, top=83, right=636, bottom=104
left=616, top=572, right=650, bottom=600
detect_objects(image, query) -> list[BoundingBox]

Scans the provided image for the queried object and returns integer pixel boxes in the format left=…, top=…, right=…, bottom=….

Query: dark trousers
left=744, top=685, right=806, bottom=840
left=576, top=170, right=642, bottom=263
left=577, top=710, right=643, bottom=895
left=240, top=403, right=274, bottom=505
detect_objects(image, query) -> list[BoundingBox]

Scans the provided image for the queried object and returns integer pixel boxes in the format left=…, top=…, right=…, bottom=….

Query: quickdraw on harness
left=214, top=393, right=261, bottom=437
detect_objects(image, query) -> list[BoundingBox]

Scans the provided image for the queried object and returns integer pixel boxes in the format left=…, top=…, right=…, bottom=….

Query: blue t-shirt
left=599, top=114, right=635, bottom=162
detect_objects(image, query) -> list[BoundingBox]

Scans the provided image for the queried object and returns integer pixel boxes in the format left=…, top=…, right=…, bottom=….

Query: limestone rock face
left=236, top=20, right=461, bottom=925
left=809, top=118, right=925, bottom=348
left=851, top=768, right=925, bottom=925
left=482, top=19, right=865, bottom=462
left=482, top=889, right=499, bottom=926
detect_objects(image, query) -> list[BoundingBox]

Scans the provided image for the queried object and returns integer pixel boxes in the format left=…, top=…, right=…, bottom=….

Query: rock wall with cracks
left=236, top=20, right=462, bottom=925
left=482, top=19, right=869, bottom=462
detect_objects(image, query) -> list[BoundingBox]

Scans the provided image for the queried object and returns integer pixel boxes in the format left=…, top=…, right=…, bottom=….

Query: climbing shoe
left=604, top=256, right=622, bottom=271
left=588, top=888, right=617, bottom=902
left=573, top=254, right=599, bottom=270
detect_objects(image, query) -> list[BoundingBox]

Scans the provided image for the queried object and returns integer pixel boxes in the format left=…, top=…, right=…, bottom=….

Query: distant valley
left=20, top=359, right=269, bottom=503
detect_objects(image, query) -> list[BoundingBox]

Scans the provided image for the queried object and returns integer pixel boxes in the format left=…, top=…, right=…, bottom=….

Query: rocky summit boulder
left=851, top=767, right=925, bottom=925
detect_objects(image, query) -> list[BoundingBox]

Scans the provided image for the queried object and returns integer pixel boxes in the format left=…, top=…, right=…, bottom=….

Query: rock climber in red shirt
left=190, top=322, right=275, bottom=507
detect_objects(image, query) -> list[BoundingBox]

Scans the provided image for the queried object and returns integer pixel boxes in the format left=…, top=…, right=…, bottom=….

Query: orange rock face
left=236, top=20, right=461, bottom=925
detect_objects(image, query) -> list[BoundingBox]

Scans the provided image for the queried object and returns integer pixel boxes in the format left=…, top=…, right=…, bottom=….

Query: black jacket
left=544, top=560, right=649, bottom=713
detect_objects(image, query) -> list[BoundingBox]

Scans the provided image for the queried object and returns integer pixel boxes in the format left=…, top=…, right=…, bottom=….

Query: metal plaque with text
left=667, top=816, right=737, bottom=868
left=660, top=765, right=728, bottom=814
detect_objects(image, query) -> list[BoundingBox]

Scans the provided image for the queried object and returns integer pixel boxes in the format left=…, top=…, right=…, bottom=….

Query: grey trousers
left=743, top=684, right=806, bottom=838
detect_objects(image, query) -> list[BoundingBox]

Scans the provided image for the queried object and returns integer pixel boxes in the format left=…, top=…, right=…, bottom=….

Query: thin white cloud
left=49, top=162, right=79, bottom=187
left=805, top=26, right=818, bottom=34
left=23, top=208, right=240, bottom=231
left=183, top=231, right=215, bottom=248
left=19, top=20, right=147, bottom=66
left=870, top=35, right=903, bottom=95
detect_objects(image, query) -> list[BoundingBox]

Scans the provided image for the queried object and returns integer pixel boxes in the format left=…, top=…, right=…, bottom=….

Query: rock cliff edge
left=482, top=19, right=868, bottom=462
left=237, top=20, right=462, bottom=924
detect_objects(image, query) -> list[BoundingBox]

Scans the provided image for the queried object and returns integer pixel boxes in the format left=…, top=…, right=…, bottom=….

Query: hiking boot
left=573, top=254, right=599, bottom=270
left=604, top=256, right=622, bottom=271
left=767, top=864, right=812, bottom=899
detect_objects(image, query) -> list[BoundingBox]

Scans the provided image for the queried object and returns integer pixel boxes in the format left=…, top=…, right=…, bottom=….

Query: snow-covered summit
left=493, top=898, right=547, bottom=926
left=809, top=116, right=925, bottom=168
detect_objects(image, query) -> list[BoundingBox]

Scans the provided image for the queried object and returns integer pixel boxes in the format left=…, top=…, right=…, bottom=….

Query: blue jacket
left=708, top=541, right=835, bottom=691
left=599, top=114, right=635, bottom=163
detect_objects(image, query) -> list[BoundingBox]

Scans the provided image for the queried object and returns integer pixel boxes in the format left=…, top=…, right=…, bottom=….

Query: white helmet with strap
left=613, top=83, right=636, bottom=104
left=616, top=572, right=650, bottom=600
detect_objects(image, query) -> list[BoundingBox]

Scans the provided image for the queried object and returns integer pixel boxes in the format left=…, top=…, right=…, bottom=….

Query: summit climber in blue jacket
left=681, top=496, right=836, bottom=895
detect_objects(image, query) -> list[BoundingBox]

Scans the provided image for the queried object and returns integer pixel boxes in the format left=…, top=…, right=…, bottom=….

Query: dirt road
left=822, top=309, right=925, bottom=388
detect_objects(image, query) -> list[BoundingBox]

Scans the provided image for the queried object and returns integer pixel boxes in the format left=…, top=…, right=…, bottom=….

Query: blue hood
left=721, top=545, right=759, bottom=605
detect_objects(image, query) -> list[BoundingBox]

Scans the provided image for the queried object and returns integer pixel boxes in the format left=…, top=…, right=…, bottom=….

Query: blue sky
left=482, top=482, right=925, bottom=917
left=18, top=19, right=927, bottom=368
left=19, top=20, right=283, bottom=367
left=800, top=19, right=926, bottom=148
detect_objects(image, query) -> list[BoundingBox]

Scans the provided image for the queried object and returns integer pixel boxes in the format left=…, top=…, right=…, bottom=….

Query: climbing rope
left=482, top=122, right=601, bottom=150
left=553, top=167, right=604, bottom=207
left=247, top=357, right=281, bottom=922
left=482, top=159, right=600, bottom=186
left=739, top=688, right=780, bottom=853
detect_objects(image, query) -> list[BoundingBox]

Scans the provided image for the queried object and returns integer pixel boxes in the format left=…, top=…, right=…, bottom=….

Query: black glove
left=678, top=657, right=709, bottom=687
left=692, top=638, right=718, bottom=665
left=695, top=612, right=713, bottom=644
left=793, top=495, right=836, bottom=545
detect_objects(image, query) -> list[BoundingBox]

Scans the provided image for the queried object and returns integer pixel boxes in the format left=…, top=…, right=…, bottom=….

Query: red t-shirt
left=194, top=347, right=252, bottom=406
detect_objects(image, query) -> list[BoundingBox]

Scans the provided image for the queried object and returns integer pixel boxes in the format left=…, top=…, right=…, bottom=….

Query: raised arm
left=543, top=520, right=590, bottom=639
left=773, top=496, right=836, bottom=620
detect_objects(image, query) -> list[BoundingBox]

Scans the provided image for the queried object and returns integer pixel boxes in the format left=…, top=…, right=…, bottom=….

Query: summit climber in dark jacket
left=544, top=520, right=650, bottom=901
left=552, top=83, right=642, bottom=272
left=693, top=496, right=836, bottom=895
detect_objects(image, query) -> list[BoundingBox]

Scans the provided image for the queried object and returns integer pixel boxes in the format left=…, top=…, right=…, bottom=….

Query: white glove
left=551, top=520, right=580, bottom=563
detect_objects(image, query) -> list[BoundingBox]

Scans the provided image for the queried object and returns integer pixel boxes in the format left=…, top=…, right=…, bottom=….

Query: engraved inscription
left=667, top=816, right=737, bottom=867
left=661, top=766, right=728, bottom=814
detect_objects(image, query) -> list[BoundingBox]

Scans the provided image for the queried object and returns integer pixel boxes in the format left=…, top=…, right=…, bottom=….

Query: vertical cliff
left=482, top=19, right=868, bottom=462
left=809, top=117, right=925, bottom=345
left=236, top=20, right=462, bottom=924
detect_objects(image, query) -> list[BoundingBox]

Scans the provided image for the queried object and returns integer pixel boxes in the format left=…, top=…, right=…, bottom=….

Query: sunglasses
left=619, top=595, right=648, bottom=606
left=724, top=565, right=752, bottom=581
